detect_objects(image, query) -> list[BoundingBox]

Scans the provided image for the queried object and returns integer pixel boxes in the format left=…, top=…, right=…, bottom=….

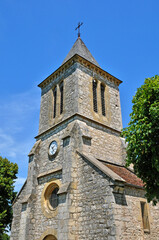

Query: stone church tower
left=11, top=36, right=159, bottom=240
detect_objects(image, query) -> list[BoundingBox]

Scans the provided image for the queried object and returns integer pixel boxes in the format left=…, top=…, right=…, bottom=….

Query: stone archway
left=39, top=228, right=57, bottom=240
left=43, top=235, right=57, bottom=240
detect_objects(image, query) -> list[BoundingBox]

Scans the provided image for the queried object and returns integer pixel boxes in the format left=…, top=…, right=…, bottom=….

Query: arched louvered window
left=101, top=84, right=106, bottom=116
left=60, top=82, right=63, bottom=114
left=53, top=87, right=57, bottom=118
left=93, top=80, right=98, bottom=112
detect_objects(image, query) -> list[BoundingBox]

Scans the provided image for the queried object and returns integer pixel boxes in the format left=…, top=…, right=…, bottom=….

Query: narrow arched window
left=53, top=87, right=57, bottom=118
left=101, top=84, right=106, bottom=116
left=93, top=80, right=98, bottom=112
left=60, top=82, right=63, bottom=114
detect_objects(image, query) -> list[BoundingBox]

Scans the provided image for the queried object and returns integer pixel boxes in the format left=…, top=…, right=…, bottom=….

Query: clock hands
left=51, top=145, right=55, bottom=151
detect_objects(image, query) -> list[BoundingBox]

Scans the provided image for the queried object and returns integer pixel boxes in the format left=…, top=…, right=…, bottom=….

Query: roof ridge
left=98, top=159, right=125, bottom=167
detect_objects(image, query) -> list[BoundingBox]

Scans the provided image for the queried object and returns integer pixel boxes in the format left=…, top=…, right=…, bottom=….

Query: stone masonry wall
left=10, top=183, right=27, bottom=240
left=78, top=120, right=125, bottom=165
left=74, top=153, right=116, bottom=240
left=38, top=64, right=78, bottom=135
left=147, top=201, right=159, bottom=240
left=113, top=186, right=159, bottom=240
left=77, top=64, right=122, bottom=132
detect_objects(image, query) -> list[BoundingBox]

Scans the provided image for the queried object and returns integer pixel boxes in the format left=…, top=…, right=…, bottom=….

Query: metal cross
left=75, top=22, right=83, bottom=38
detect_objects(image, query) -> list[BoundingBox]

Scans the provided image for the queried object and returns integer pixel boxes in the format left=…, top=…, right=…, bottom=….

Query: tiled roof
left=102, top=162, right=144, bottom=188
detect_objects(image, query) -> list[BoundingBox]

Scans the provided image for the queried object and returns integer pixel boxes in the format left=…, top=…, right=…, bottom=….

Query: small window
left=140, top=202, right=150, bottom=232
left=82, top=136, right=91, bottom=146
left=29, top=154, right=34, bottom=163
left=101, top=84, right=106, bottom=116
left=49, top=187, right=59, bottom=209
left=93, top=80, right=98, bottom=112
left=21, top=203, right=27, bottom=212
left=63, top=137, right=70, bottom=147
left=60, top=82, right=63, bottom=114
left=53, top=87, right=57, bottom=118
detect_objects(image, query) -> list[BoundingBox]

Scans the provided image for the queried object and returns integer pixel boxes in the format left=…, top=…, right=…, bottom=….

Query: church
left=10, top=30, right=159, bottom=239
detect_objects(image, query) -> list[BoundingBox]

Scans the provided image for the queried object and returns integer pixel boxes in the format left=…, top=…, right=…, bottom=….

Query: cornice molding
left=38, top=54, right=122, bottom=88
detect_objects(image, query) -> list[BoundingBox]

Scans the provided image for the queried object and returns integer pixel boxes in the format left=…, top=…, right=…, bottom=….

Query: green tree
left=122, top=75, right=159, bottom=203
left=1, top=233, right=10, bottom=240
left=0, top=156, right=18, bottom=237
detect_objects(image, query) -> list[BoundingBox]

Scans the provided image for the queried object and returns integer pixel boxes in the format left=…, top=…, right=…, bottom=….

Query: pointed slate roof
left=62, top=37, right=100, bottom=67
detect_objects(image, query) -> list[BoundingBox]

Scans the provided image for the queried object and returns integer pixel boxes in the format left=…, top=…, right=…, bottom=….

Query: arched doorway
left=43, top=235, right=57, bottom=240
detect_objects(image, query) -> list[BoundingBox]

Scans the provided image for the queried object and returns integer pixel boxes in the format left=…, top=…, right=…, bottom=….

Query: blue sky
left=0, top=0, right=159, bottom=191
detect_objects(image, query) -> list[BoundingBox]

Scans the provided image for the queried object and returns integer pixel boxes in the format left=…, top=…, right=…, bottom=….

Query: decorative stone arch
left=39, top=229, right=57, bottom=240
left=43, top=235, right=57, bottom=240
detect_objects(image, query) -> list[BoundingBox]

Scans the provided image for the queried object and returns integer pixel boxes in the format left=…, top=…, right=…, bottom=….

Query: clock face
left=49, top=141, right=58, bottom=156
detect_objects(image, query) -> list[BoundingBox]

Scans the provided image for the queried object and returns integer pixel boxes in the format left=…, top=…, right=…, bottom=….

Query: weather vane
left=75, top=22, right=83, bottom=38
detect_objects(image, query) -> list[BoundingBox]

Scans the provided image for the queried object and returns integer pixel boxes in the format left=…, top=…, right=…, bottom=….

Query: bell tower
left=11, top=36, right=126, bottom=240
left=38, top=36, right=122, bottom=136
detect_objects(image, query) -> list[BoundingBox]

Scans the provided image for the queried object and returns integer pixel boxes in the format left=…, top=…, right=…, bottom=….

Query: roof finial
left=75, top=22, right=83, bottom=38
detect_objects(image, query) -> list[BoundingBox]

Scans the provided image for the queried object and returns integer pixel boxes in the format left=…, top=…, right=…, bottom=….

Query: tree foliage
left=122, top=75, right=159, bottom=203
left=0, top=156, right=18, bottom=236
left=1, top=233, right=10, bottom=240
